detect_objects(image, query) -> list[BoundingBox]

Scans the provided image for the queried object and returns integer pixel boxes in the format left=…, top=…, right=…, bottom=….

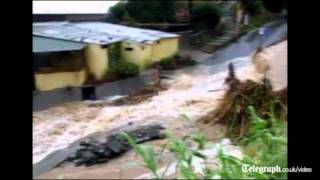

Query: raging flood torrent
left=33, top=40, right=288, bottom=179
left=109, top=84, right=167, bottom=106
left=33, top=56, right=260, bottom=166
left=124, top=64, right=287, bottom=179
left=86, top=83, right=167, bottom=107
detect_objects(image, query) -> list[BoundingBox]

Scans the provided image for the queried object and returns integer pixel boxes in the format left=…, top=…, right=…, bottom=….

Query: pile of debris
left=200, top=63, right=287, bottom=137
left=110, top=84, right=167, bottom=106
left=157, top=54, right=197, bottom=70
left=66, top=124, right=166, bottom=166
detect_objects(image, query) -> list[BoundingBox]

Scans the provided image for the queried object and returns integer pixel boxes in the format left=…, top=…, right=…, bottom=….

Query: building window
left=125, top=47, right=133, bottom=51
left=33, top=51, right=84, bottom=73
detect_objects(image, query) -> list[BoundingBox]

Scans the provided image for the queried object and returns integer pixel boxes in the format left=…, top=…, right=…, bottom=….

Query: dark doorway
left=82, top=86, right=96, bottom=100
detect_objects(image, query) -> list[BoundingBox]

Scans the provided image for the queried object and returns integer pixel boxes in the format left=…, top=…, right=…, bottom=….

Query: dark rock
left=95, top=158, right=109, bottom=164
left=74, top=159, right=84, bottom=166
left=66, top=124, right=166, bottom=166
left=102, top=149, right=112, bottom=157
left=79, top=141, right=90, bottom=147
left=78, top=150, right=96, bottom=160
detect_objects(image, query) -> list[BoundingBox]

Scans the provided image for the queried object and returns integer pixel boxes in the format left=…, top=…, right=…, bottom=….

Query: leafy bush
left=108, top=61, right=140, bottom=79
left=126, top=0, right=177, bottom=23
left=159, top=57, right=173, bottom=67
left=106, top=42, right=139, bottom=79
left=243, top=15, right=276, bottom=33
left=158, top=55, right=197, bottom=70
left=110, top=1, right=178, bottom=23
left=191, top=2, right=222, bottom=32
left=110, top=2, right=127, bottom=21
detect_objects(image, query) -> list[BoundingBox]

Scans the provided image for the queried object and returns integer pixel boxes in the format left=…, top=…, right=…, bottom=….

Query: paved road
left=172, top=17, right=287, bottom=77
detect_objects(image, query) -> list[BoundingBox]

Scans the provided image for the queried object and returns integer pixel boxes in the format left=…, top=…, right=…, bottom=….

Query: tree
left=110, top=1, right=178, bottom=23
left=240, top=0, right=264, bottom=15
left=109, top=2, right=127, bottom=21
left=191, top=2, right=222, bottom=31
left=262, top=0, right=287, bottom=13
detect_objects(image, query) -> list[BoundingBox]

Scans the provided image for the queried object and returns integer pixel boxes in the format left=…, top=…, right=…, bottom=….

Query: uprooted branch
left=199, top=63, right=287, bottom=137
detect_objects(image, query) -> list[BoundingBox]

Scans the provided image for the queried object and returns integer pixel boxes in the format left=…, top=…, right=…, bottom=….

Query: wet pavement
left=177, top=17, right=287, bottom=76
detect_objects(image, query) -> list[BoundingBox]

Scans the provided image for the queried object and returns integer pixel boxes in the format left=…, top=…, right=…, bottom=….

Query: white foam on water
left=33, top=56, right=260, bottom=164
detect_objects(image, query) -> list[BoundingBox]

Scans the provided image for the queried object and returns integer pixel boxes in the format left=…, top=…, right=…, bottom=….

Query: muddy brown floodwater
left=34, top=40, right=287, bottom=179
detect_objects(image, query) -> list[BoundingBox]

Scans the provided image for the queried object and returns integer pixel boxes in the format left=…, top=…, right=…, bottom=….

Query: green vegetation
left=109, top=2, right=127, bottom=22
left=241, top=0, right=286, bottom=34
left=122, top=133, right=160, bottom=179
left=108, top=61, right=140, bottom=79
left=191, top=2, right=222, bottom=32
left=243, top=15, right=276, bottom=34
left=158, top=54, right=197, bottom=70
left=108, top=42, right=121, bottom=63
left=122, top=69, right=287, bottom=178
left=123, top=105, right=287, bottom=179
left=107, top=42, right=140, bottom=79
left=216, top=106, right=287, bottom=179
left=241, top=0, right=265, bottom=16
left=110, top=1, right=178, bottom=23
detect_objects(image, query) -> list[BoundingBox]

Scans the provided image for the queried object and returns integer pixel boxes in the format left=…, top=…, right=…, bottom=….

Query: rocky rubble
left=66, top=124, right=166, bottom=166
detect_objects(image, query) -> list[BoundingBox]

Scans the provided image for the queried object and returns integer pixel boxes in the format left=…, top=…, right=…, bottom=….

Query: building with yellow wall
left=33, top=22, right=179, bottom=92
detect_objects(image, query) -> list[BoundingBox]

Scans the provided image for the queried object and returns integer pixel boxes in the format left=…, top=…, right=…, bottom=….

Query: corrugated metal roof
left=33, top=36, right=86, bottom=53
left=33, top=21, right=179, bottom=45
left=33, top=22, right=125, bottom=45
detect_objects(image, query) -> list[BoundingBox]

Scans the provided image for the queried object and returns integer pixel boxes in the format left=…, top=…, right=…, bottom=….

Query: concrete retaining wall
left=33, top=69, right=155, bottom=112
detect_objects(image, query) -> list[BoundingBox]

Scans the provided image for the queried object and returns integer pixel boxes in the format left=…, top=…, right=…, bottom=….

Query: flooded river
left=33, top=19, right=287, bottom=178
left=33, top=55, right=262, bottom=165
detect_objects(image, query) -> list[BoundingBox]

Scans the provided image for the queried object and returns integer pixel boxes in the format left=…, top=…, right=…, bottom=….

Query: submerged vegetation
left=158, top=54, right=197, bottom=70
